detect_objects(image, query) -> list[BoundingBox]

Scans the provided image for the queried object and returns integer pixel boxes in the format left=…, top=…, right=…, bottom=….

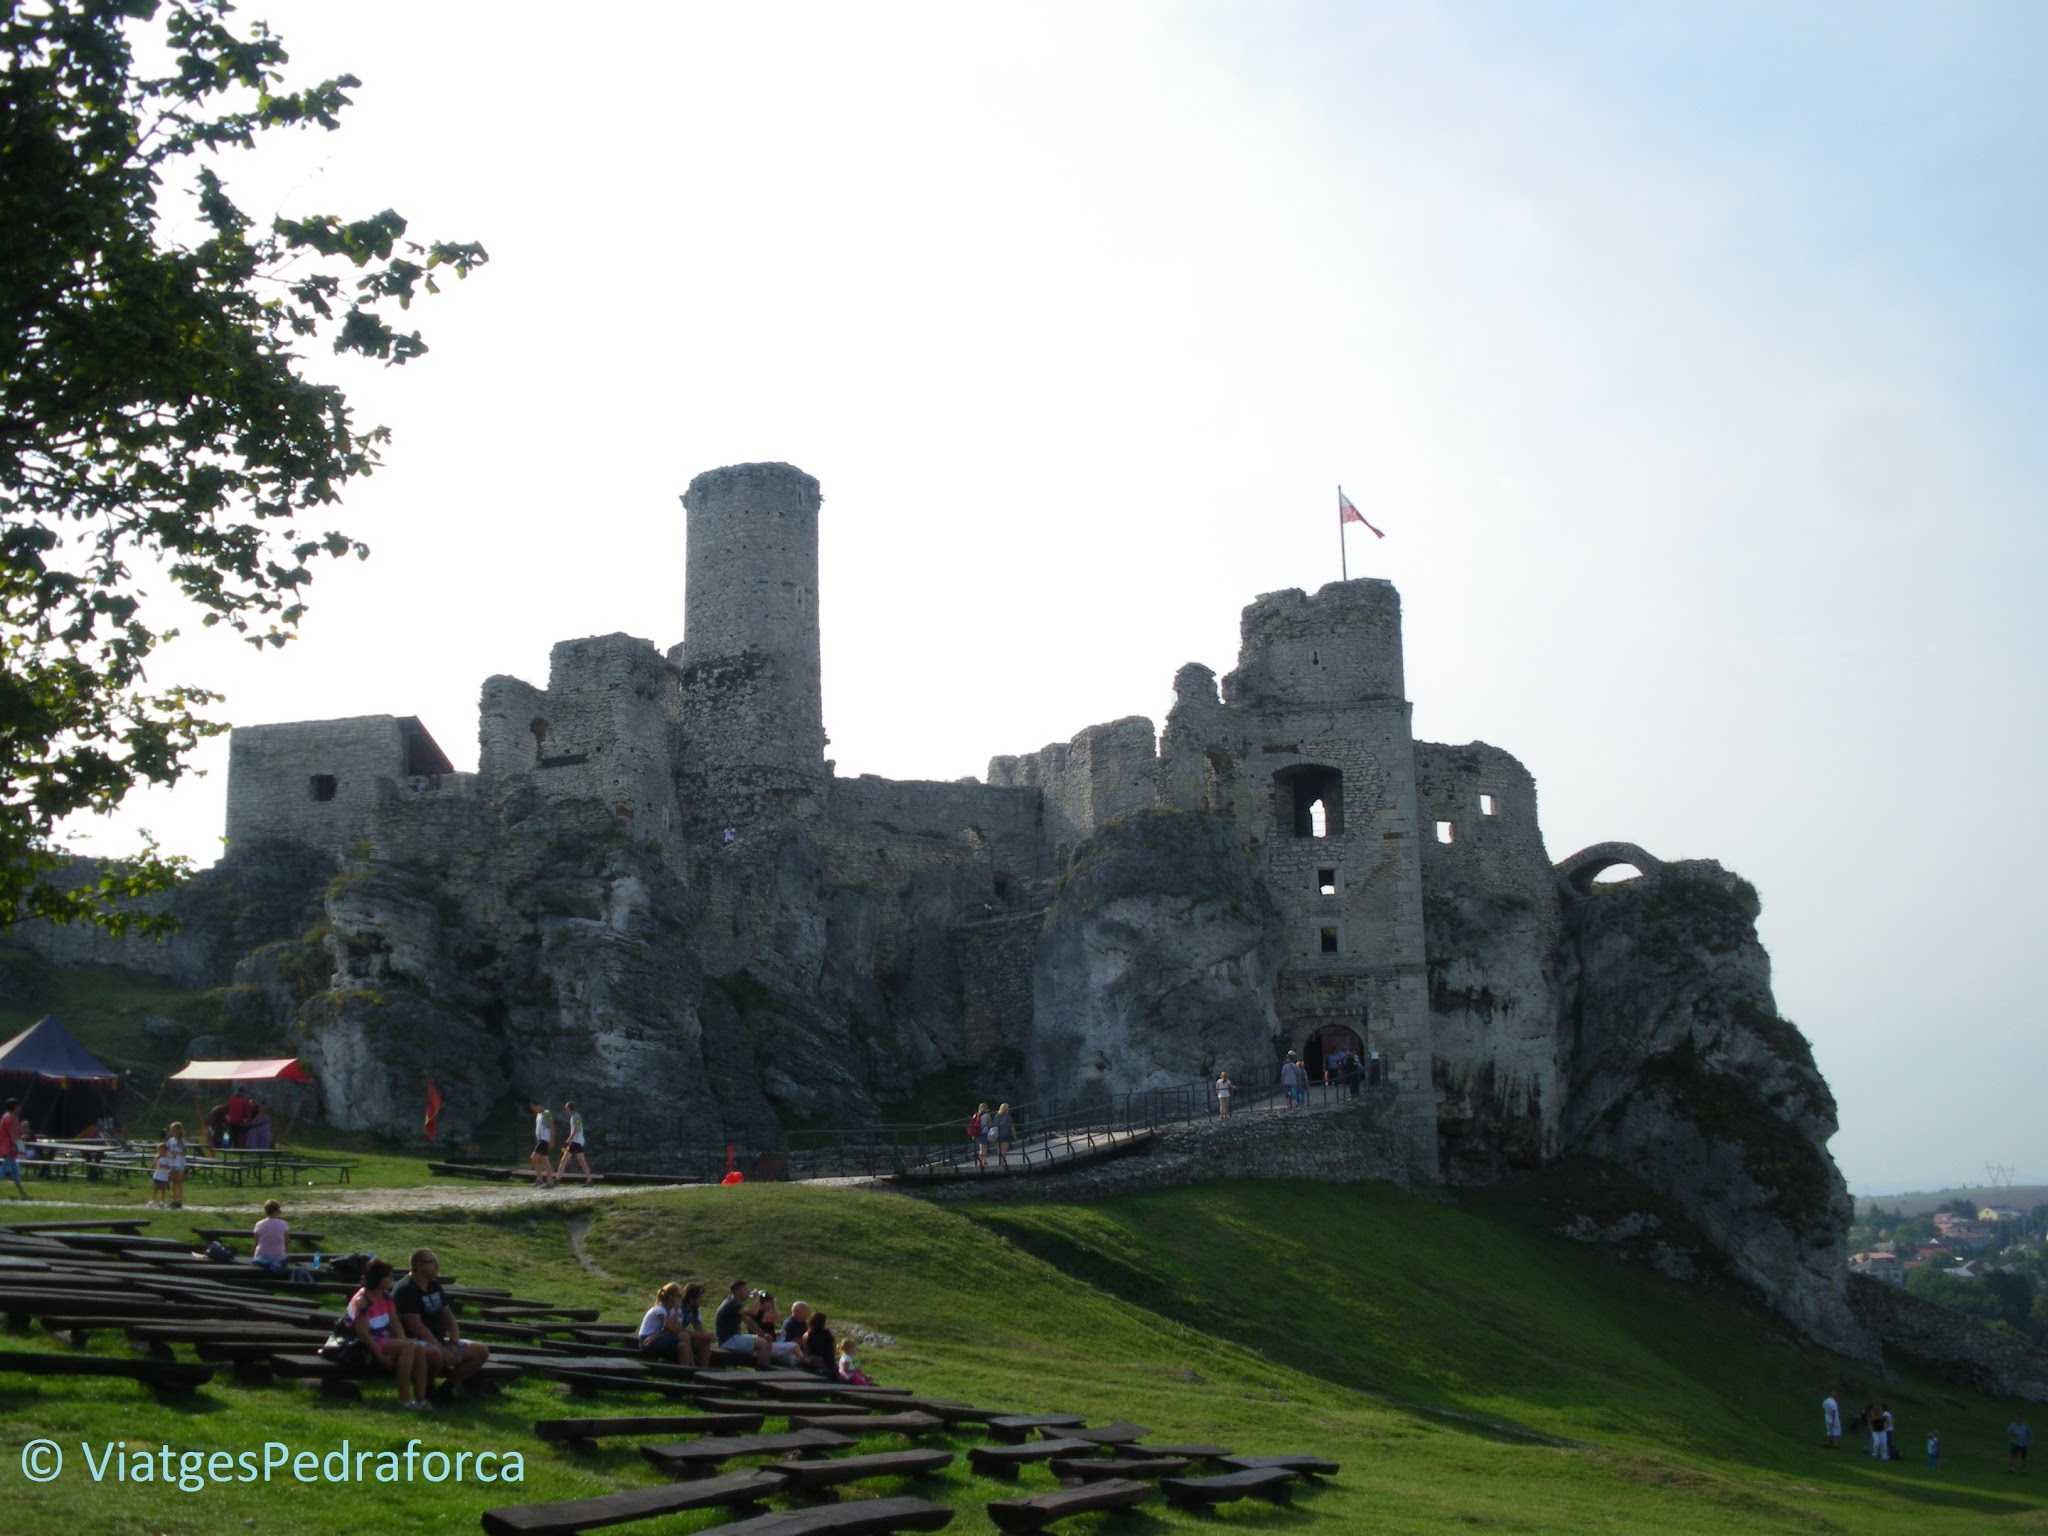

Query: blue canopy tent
left=0, top=1016, right=121, bottom=1137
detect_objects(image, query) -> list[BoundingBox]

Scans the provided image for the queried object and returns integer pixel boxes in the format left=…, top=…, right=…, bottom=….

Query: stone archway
left=1302, top=1024, right=1364, bottom=1085
left=1556, top=840, right=1664, bottom=897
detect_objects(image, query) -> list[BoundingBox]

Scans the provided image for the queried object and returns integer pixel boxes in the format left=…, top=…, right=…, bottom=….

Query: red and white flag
left=423, top=1078, right=445, bottom=1141
left=1339, top=488, right=1385, bottom=539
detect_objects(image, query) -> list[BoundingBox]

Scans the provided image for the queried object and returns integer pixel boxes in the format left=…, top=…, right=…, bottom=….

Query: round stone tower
left=677, top=461, right=826, bottom=815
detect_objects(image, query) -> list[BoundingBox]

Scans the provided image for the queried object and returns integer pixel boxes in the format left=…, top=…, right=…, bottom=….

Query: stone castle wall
left=227, top=716, right=420, bottom=859
left=987, top=716, right=1161, bottom=866
left=1415, top=740, right=1565, bottom=1176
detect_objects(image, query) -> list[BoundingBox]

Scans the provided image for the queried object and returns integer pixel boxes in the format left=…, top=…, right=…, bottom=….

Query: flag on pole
left=1339, top=489, right=1385, bottom=539
left=423, top=1078, right=445, bottom=1141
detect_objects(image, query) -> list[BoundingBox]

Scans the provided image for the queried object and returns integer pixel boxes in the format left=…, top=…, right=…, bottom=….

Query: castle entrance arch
left=1302, top=1024, right=1364, bottom=1085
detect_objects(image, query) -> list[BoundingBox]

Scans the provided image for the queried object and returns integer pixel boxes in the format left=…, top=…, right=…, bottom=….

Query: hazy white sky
left=78, top=1, right=2047, bottom=1192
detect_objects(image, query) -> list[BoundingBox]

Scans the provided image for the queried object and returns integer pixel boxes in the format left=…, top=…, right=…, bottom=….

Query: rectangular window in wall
left=1435, top=820, right=1455, bottom=844
left=1479, top=793, right=1496, bottom=816
left=1317, top=868, right=1338, bottom=897
left=1319, top=927, right=1340, bottom=955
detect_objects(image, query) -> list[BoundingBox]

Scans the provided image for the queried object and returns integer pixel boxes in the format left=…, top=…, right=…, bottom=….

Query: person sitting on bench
left=394, top=1247, right=490, bottom=1401
left=251, top=1199, right=290, bottom=1273
left=638, top=1282, right=690, bottom=1362
left=677, top=1281, right=713, bottom=1366
left=800, top=1309, right=837, bottom=1376
left=330, top=1258, right=430, bottom=1408
left=751, top=1291, right=804, bottom=1366
left=715, top=1280, right=772, bottom=1366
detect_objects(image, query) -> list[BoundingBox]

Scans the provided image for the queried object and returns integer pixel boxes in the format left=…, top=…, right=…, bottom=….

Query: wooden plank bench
left=0, top=1349, right=214, bottom=1394
left=638, top=1427, right=854, bottom=1473
left=1141, top=1443, right=1233, bottom=1461
left=687, top=1498, right=953, bottom=1536
left=534, top=1412, right=766, bottom=1447
left=987, top=1479, right=1153, bottom=1533
left=767, top=1449, right=954, bottom=1492
left=1047, top=1456, right=1190, bottom=1482
left=482, top=1304, right=602, bottom=1322
left=987, top=1413, right=1085, bottom=1443
left=192, top=1226, right=326, bottom=1245
left=702, top=1395, right=873, bottom=1418
left=1159, top=1468, right=1296, bottom=1507
left=2, top=1219, right=150, bottom=1234
left=968, top=1438, right=1099, bottom=1478
left=884, top=1398, right=1007, bottom=1427
left=479, top=1469, right=787, bottom=1535
left=789, top=1411, right=944, bottom=1437
left=1058, top=1421, right=1150, bottom=1446
left=1221, top=1453, right=1339, bottom=1477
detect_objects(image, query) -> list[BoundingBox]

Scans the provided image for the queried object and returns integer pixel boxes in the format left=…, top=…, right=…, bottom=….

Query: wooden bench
left=1141, top=1443, right=1233, bottom=1461
left=1221, top=1453, right=1339, bottom=1477
left=482, top=1304, right=601, bottom=1322
left=987, top=1413, right=1085, bottom=1443
left=885, top=1397, right=1007, bottom=1427
left=480, top=1470, right=787, bottom=1535
left=789, top=1411, right=944, bottom=1437
left=686, top=1498, right=954, bottom=1536
left=768, top=1449, right=954, bottom=1492
left=1, top=1219, right=150, bottom=1234
left=987, top=1479, right=1153, bottom=1533
left=1058, top=1421, right=1149, bottom=1446
left=192, top=1226, right=326, bottom=1245
left=534, top=1412, right=764, bottom=1447
left=0, top=1349, right=213, bottom=1394
left=703, top=1396, right=873, bottom=1418
left=1159, top=1468, right=1296, bottom=1507
left=968, top=1438, right=1099, bottom=1478
left=1046, top=1455, right=1190, bottom=1482
left=639, top=1427, right=855, bottom=1473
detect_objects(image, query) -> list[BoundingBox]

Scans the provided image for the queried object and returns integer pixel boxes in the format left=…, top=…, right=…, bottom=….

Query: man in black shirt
left=715, top=1280, right=771, bottom=1365
left=395, top=1248, right=491, bottom=1398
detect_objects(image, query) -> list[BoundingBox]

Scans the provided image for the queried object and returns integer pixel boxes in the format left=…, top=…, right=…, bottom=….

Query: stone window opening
left=1435, top=819, right=1455, bottom=844
left=308, top=774, right=337, bottom=803
left=1316, top=868, right=1337, bottom=897
left=1319, top=926, right=1339, bottom=955
left=1479, top=792, right=1496, bottom=816
left=530, top=717, right=550, bottom=762
left=1275, top=764, right=1344, bottom=839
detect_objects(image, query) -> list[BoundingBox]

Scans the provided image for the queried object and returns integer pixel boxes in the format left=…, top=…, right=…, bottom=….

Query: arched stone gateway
left=1556, top=840, right=1665, bottom=896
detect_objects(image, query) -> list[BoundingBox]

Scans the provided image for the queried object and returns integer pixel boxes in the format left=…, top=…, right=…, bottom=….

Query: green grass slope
left=4, top=1177, right=2045, bottom=1534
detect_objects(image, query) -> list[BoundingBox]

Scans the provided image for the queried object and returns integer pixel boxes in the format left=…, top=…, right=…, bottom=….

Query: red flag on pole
left=423, top=1078, right=445, bottom=1141
left=1339, top=489, right=1385, bottom=539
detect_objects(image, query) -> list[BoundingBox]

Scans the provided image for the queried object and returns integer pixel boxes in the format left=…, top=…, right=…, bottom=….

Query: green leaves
left=0, top=0, right=486, bottom=933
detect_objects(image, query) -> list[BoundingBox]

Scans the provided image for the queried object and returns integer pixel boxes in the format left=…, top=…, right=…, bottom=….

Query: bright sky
left=77, top=2, right=2048, bottom=1194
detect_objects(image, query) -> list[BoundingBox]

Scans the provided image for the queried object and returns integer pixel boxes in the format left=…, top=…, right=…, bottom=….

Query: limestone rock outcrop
left=1028, top=811, right=1285, bottom=1102
left=1555, top=860, right=1868, bottom=1357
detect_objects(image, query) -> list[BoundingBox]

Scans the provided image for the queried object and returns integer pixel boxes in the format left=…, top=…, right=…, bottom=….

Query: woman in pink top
left=250, top=1199, right=289, bottom=1274
left=328, top=1258, right=429, bottom=1407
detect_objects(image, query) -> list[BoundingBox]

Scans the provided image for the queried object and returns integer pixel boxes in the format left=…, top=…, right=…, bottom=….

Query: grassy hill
left=5, top=1172, right=2046, bottom=1535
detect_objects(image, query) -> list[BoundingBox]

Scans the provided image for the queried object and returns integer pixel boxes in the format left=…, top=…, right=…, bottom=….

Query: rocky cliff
left=1554, top=858, right=1869, bottom=1357
left=1027, top=811, right=1285, bottom=1103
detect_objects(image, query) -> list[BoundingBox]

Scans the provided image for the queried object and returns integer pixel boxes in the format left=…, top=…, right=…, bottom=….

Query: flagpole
left=1338, top=485, right=1349, bottom=582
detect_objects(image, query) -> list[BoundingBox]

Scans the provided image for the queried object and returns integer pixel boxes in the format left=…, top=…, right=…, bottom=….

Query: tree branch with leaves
left=1, top=0, right=485, bottom=932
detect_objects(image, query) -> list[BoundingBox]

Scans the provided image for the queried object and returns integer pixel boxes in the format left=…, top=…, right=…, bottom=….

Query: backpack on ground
left=325, top=1251, right=374, bottom=1283
left=202, top=1240, right=234, bottom=1263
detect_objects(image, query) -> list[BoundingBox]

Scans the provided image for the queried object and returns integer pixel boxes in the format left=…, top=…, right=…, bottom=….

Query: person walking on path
left=969, top=1103, right=990, bottom=1170
left=1822, top=1392, right=1841, bottom=1449
left=1216, top=1071, right=1234, bottom=1117
left=991, top=1103, right=1016, bottom=1168
left=2012, top=1415, right=2032, bottom=1473
left=0, top=1100, right=28, bottom=1200
left=528, top=1099, right=559, bottom=1188
left=556, top=1100, right=594, bottom=1186
left=1281, top=1053, right=1303, bottom=1109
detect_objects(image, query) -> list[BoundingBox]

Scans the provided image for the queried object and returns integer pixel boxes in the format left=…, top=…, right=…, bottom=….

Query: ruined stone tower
left=676, top=462, right=827, bottom=820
